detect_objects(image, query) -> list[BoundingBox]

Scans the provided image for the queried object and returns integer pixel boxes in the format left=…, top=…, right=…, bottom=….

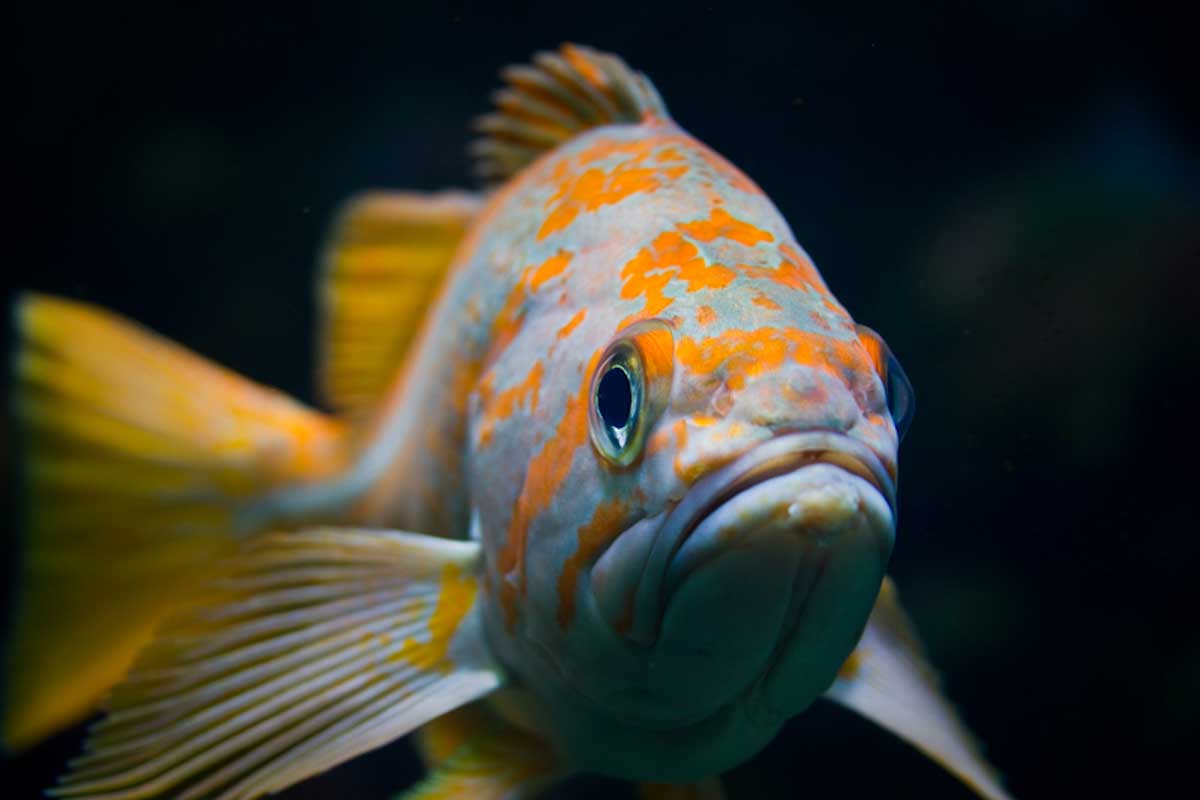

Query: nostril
left=709, top=381, right=735, bottom=416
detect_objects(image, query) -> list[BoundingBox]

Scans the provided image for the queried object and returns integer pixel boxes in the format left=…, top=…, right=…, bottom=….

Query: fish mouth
left=669, top=433, right=894, bottom=545
left=612, top=431, right=894, bottom=647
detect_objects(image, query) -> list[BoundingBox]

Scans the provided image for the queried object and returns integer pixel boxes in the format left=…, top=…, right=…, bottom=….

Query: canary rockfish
left=3, top=44, right=1013, bottom=800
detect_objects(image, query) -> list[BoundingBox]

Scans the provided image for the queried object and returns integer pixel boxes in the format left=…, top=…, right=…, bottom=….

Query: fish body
left=3, top=45, right=1010, bottom=800
left=459, top=123, right=896, bottom=778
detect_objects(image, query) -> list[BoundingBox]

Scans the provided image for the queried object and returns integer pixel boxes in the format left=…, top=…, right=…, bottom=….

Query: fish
left=3, top=44, right=1013, bottom=799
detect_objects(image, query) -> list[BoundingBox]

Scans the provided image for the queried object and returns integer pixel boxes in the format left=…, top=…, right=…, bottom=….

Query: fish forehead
left=477, top=121, right=864, bottom=381
left=467, top=121, right=880, bottom=475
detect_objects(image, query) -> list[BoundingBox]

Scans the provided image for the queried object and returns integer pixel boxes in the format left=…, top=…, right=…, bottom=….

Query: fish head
left=466, top=123, right=913, bottom=777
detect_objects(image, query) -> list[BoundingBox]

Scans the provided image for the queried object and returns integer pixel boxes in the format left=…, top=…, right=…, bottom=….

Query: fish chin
left=541, top=463, right=894, bottom=779
left=662, top=464, right=895, bottom=726
left=750, top=466, right=893, bottom=722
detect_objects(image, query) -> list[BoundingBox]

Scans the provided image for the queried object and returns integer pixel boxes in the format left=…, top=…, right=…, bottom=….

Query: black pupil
left=597, top=366, right=633, bottom=431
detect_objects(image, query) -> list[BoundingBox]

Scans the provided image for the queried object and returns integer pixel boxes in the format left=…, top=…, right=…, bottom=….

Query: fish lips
left=593, top=431, right=896, bottom=650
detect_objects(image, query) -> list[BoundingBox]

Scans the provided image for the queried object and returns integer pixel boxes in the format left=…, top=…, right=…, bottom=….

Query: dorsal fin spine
left=472, top=43, right=670, bottom=182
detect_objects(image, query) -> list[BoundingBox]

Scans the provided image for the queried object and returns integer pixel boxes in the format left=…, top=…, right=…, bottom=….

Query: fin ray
left=317, top=190, right=480, bottom=421
left=4, top=294, right=348, bottom=750
left=825, top=579, right=1015, bottom=800
left=473, top=43, right=669, bottom=181
left=54, top=528, right=502, bottom=800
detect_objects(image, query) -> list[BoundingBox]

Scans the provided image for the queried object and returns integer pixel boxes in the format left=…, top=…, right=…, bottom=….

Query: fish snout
left=669, top=363, right=897, bottom=494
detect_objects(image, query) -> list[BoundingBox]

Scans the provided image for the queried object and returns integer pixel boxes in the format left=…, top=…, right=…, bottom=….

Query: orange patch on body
left=556, top=308, right=587, bottom=340
left=676, top=327, right=864, bottom=391
left=645, top=418, right=677, bottom=458
left=537, top=138, right=691, bottom=240
left=751, top=292, right=781, bottom=310
left=489, top=282, right=528, bottom=366
left=498, top=351, right=602, bottom=625
left=696, top=305, right=717, bottom=326
left=677, top=207, right=774, bottom=247
left=530, top=250, right=573, bottom=289
left=656, top=146, right=683, bottom=164
left=739, top=254, right=823, bottom=292
left=865, top=411, right=890, bottom=432
left=670, top=419, right=692, bottom=482
left=477, top=361, right=544, bottom=448
left=620, top=231, right=736, bottom=324
left=557, top=497, right=630, bottom=628
left=485, top=251, right=577, bottom=367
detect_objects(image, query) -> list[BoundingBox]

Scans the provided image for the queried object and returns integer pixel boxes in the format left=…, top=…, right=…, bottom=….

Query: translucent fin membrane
left=472, top=43, right=669, bottom=181
left=317, top=191, right=480, bottom=421
left=54, top=529, right=501, bottom=800
left=4, top=294, right=346, bottom=750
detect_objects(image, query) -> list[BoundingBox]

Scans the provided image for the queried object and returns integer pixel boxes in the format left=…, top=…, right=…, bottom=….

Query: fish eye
left=855, top=324, right=916, bottom=441
left=597, top=364, right=635, bottom=443
left=588, top=320, right=675, bottom=468
left=590, top=344, right=645, bottom=466
left=885, top=351, right=915, bottom=441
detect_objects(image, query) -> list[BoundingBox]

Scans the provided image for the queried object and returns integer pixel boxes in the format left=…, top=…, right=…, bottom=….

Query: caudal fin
left=3, top=294, right=348, bottom=750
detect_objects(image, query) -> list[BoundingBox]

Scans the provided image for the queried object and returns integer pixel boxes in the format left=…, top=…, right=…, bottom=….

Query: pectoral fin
left=825, top=579, right=1015, bottom=800
left=53, top=529, right=502, bottom=800
left=400, top=706, right=561, bottom=800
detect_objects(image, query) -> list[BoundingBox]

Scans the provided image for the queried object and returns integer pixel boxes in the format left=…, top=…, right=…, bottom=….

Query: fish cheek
left=468, top=325, right=602, bottom=627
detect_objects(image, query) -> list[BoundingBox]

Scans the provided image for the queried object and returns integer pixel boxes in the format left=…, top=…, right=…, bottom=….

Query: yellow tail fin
left=3, top=294, right=347, bottom=751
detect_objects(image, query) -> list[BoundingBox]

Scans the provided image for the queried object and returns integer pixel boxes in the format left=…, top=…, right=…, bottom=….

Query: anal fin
left=401, top=705, right=560, bottom=800
left=825, top=578, right=1015, bottom=800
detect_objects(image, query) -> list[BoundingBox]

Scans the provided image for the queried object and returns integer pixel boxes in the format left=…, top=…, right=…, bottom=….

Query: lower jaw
left=549, top=683, right=789, bottom=782
left=748, top=529, right=890, bottom=724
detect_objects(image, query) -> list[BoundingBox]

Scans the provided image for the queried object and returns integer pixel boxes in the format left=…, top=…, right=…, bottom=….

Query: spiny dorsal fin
left=317, top=190, right=480, bottom=421
left=471, top=43, right=670, bottom=181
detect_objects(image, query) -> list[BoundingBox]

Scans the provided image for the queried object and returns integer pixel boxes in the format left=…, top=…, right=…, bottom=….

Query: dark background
left=4, top=1, right=1197, bottom=797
